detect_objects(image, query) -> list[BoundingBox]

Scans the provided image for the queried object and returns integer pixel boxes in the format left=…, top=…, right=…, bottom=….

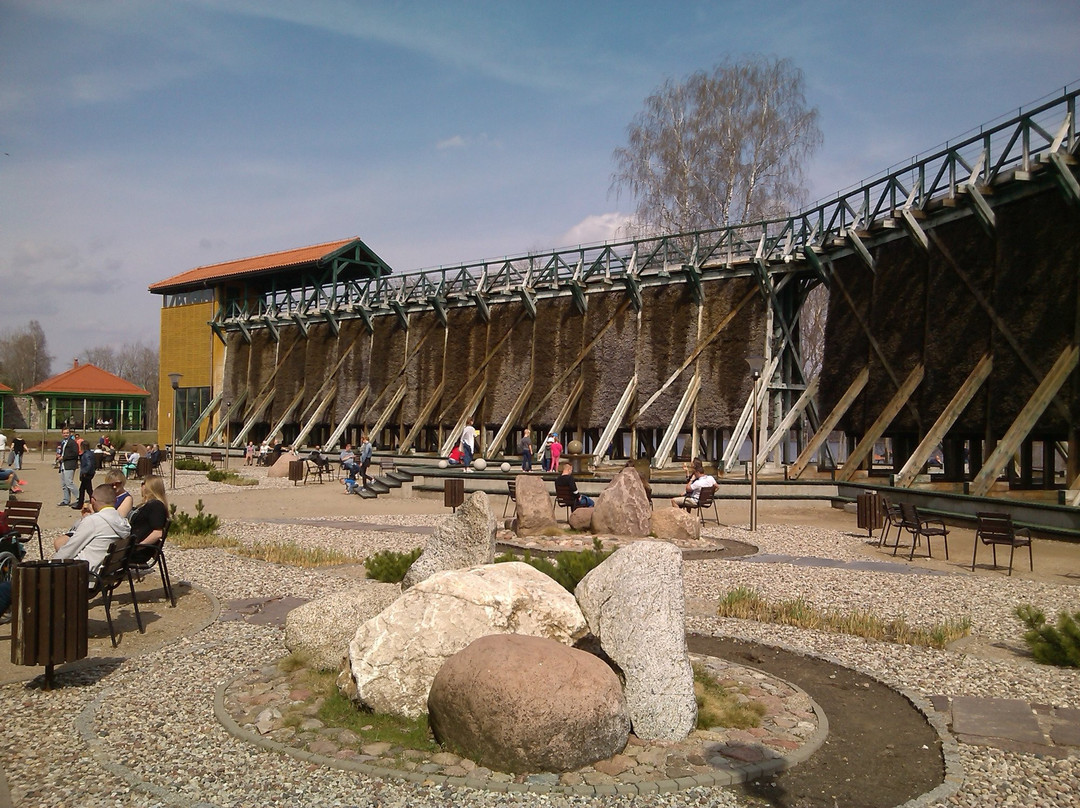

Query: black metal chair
left=972, top=512, right=1032, bottom=576
left=128, top=520, right=176, bottom=607
left=896, top=502, right=949, bottom=560
left=88, top=535, right=143, bottom=647
left=878, top=498, right=904, bottom=548
left=680, top=485, right=719, bottom=525
left=553, top=483, right=577, bottom=522
left=503, top=480, right=517, bottom=518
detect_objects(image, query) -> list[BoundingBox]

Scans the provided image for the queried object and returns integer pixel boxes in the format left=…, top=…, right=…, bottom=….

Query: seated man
left=0, top=482, right=130, bottom=619
left=671, top=459, right=715, bottom=510
left=555, top=461, right=594, bottom=509
left=339, top=444, right=360, bottom=480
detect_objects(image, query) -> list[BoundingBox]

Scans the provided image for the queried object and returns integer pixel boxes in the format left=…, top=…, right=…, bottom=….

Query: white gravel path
left=1, top=504, right=1077, bottom=806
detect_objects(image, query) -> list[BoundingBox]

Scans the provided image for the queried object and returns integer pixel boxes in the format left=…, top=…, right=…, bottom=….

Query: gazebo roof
left=0, top=382, right=11, bottom=393
left=23, top=361, right=150, bottom=397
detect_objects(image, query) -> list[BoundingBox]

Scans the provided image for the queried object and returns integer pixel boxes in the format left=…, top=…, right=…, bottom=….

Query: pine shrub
left=496, top=538, right=615, bottom=592
left=1015, top=604, right=1080, bottom=667
left=364, top=547, right=423, bottom=583
left=169, top=499, right=220, bottom=536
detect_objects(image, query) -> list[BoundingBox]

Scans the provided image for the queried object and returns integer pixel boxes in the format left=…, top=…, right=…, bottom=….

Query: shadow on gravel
left=688, top=635, right=943, bottom=808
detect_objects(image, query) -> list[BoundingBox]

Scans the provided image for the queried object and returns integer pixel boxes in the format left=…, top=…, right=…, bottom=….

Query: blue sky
left=1, top=0, right=1078, bottom=370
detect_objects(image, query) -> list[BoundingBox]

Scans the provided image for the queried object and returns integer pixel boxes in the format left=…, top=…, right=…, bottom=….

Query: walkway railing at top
left=222, top=86, right=1078, bottom=324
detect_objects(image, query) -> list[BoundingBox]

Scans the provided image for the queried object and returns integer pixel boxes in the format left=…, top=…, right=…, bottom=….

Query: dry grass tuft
left=717, top=586, right=971, bottom=649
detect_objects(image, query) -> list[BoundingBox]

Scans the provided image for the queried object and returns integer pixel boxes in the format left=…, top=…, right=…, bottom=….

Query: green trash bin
left=11, top=559, right=89, bottom=688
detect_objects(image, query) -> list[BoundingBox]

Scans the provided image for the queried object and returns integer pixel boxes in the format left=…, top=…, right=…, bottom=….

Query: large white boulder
left=283, top=583, right=401, bottom=671
left=402, top=490, right=496, bottom=589
left=575, top=541, right=696, bottom=741
left=339, top=562, right=588, bottom=718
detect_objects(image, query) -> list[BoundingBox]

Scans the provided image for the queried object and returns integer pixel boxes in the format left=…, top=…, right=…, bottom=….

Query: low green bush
left=207, top=469, right=258, bottom=485
left=496, top=538, right=615, bottom=593
left=1015, top=604, right=1080, bottom=667
left=169, top=499, right=220, bottom=536
left=175, top=459, right=214, bottom=471
left=364, top=547, right=423, bottom=583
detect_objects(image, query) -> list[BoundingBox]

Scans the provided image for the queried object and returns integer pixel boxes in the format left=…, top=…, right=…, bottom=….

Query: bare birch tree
left=612, top=56, right=822, bottom=234
left=0, top=320, right=53, bottom=391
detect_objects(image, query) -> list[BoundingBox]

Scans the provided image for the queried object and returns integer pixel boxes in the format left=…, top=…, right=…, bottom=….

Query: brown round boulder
left=427, top=634, right=629, bottom=773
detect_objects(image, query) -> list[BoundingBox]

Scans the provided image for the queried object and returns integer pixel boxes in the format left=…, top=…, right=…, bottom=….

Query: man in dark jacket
left=58, top=428, right=79, bottom=506
left=74, top=441, right=96, bottom=510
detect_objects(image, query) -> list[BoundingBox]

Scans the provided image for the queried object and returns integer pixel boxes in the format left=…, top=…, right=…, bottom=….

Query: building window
left=177, top=387, right=212, bottom=440
left=163, top=289, right=214, bottom=307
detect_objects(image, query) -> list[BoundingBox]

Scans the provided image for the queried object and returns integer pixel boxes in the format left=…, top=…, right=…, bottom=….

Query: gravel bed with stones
left=221, top=653, right=821, bottom=791
left=1, top=510, right=1077, bottom=807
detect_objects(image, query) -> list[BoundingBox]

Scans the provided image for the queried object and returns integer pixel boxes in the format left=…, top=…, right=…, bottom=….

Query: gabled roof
left=148, top=237, right=393, bottom=294
left=23, top=361, right=150, bottom=397
left=0, top=382, right=11, bottom=393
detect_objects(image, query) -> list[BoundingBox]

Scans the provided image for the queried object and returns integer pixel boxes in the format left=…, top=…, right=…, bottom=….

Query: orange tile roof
left=23, top=361, right=150, bottom=397
left=148, top=238, right=365, bottom=293
left=0, top=382, right=11, bottom=393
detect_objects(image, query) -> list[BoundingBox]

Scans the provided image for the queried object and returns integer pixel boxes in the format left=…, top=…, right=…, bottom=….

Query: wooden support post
left=757, top=378, right=818, bottom=467
left=652, top=374, right=701, bottom=469
left=970, top=344, right=1080, bottom=497
left=894, top=354, right=993, bottom=488
left=837, top=365, right=925, bottom=482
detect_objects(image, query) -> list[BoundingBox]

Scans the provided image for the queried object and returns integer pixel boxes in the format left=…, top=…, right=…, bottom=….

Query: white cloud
left=557, top=213, right=634, bottom=248
left=436, top=135, right=467, bottom=151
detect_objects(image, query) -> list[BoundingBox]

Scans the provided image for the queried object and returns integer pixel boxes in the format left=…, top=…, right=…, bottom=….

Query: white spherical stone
left=473, top=457, right=488, bottom=471
left=437, top=459, right=448, bottom=469
left=500, top=462, right=511, bottom=473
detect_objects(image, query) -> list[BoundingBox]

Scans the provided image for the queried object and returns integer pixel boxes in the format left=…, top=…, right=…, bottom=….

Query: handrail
left=218, top=87, right=1079, bottom=326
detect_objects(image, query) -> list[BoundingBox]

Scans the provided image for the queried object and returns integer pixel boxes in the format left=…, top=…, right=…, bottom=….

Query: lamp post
left=746, top=355, right=764, bottom=532
left=223, top=401, right=231, bottom=474
left=168, top=373, right=182, bottom=490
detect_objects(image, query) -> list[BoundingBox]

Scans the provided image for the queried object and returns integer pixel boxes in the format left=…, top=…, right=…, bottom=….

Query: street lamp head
left=746, top=354, right=765, bottom=380
left=168, top=372, right=183, bottom=390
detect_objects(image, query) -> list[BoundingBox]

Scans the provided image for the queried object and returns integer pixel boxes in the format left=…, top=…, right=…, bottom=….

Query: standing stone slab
left=340, top=562, right=588, bottom=718
left=402, top=490, right=496, bottom=589
left=590, top=466, right=651, bottom=537
left=513, top=473, right=558, bottom=536
left=575, top=541, right=696, bottom=741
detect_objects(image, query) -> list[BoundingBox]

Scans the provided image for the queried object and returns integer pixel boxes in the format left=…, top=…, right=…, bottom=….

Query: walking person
left=358, top=434, right=373, bottom=488
left=549, top=433, right=563, bottom=474
left=244, top=441, right=255, bottom=466
left=73, top=439, right=97, bottom=509
left=57, top=427, right=79, bottom=506
left=11, top=434, right=26, bottom=471
left=461, top=418, right=476, bottom=471
left=519, top=431, right=532, bottom=472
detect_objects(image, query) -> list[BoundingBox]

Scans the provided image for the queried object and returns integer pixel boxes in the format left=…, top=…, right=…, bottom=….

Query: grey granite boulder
left=650, top=506, right=701, bottom=542
left=402, top=490, right=496, bottom=589
left=428, top=634, right=629, bottom=773
left=513, top=473, right=558, bottom=536
left=575, top=541, right=696, bottom=740
left=284, top=583, right=401, bottom=671
left=590, top=466, right=651, bottom=536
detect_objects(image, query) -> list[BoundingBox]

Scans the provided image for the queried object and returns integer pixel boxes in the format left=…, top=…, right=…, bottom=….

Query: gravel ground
left=1, top=487, right=1077, bottom=807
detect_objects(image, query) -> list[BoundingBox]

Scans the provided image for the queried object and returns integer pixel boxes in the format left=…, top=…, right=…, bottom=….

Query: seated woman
left=129, top=475, right=169, bottom=546
left=446, top=444, right=464, bottom=466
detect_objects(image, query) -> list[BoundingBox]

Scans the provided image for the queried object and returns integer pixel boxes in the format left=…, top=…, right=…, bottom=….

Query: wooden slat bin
left=856, top=491, right=883, bottom=537
left=12, top=559, right=89, bottom=688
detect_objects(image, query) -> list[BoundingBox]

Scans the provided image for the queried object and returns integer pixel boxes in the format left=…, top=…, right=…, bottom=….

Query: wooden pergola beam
left=788, top=367, right=869, bottom=479
left=836, top=364, right=924, bottom=482
left=969, top=344, right=1079, bottom=497
left=894, top=354, right=993, bottom=488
